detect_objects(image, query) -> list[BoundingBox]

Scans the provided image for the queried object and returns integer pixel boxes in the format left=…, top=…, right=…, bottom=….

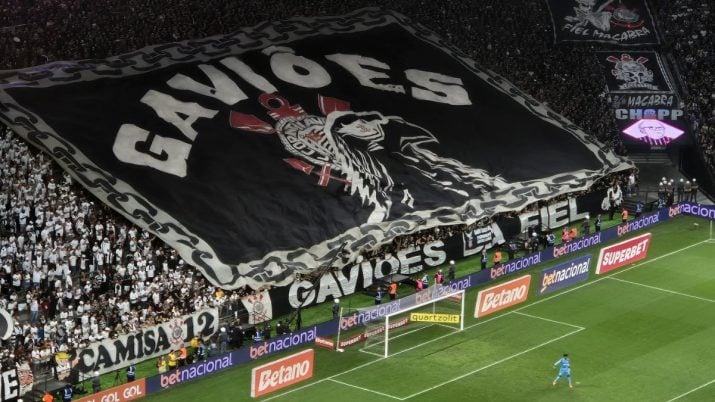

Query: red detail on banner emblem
left=284, top=158, right=315, bottom=175
left=317, top=164, right=332, bottom=187
left=259, top=93, right=305, bottom=120
left=229, top=111, right=275, bottom=134
left=318, top=95, right=351, bottom=115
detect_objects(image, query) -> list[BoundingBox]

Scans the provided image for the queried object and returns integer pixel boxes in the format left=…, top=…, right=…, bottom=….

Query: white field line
left=328, top=378, right=403, bottom=400
left=263, top=310, right=517, bottom=401
left=434, top=322, right=461, bottom=331
left=514, top=239, right=710, bottom=315
left=399, top=328, right=584, bottom=400
left=358, top=349, right=384, bottom=358
left=607, top=277, right=715, bottom=303
left=264, top=239, right=707, bottom=401
left=666, top=378, right=715, bottom=402
left=359, top=324, right=436, bottom=355
left=512, top=311, right=585, bottom=330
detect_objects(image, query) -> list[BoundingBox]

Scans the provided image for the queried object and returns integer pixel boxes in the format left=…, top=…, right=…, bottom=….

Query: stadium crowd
left=651, top=0, right=714, bottom=174
left=0, top=126, right=250, bottom=373
left=0, top=0, right=710, bottom=387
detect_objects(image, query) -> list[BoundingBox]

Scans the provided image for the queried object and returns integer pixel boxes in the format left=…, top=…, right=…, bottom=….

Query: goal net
left=336, top=288, right=465, bottom=357
left=380, top=288, right=465, bottom=357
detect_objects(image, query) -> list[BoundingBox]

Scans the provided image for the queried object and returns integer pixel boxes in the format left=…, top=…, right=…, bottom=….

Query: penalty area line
left=666, top=378, right=715, bottom=402
left=399, top=327, right=584, bottom=400
left=606, top=277, right=715, bottom=303
left=512, top=311, right=585, bottom=330
left=328, top=378, right=403, bottom=400
left=516, top=239, right=709, bottom=314
left=263, top=239, right=706, bottom=401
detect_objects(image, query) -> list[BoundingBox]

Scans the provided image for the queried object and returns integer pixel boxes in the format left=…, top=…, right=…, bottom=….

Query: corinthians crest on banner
left=546, top=0, right=660, bottom=45
left=596, top=51, right=674, bottom=94
left=0, top=8, right=632, bottom=291
left=241, top=290, right=273, bottom=324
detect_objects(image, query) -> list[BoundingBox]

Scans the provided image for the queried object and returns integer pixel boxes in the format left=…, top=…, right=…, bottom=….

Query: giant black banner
left=0, top=368, right=19, bottom=402
left=546, top=0, right=660, bottom=45
left=0, top=9, right=631, bottom=290
left=270, top=188, right=609, bottom=316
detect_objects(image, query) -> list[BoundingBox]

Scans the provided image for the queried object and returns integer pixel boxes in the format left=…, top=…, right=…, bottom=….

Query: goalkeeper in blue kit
left=552, top=353, right=573, bottom=388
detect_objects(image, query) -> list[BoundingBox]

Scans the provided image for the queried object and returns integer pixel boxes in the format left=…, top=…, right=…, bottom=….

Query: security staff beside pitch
left=62, top=384, right=73, bottom=402
left=127, top=363, right=136, bottom=382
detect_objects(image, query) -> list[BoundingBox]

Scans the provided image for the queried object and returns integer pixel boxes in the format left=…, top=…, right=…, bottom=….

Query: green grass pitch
left=142, top=216, right=715, bottom=401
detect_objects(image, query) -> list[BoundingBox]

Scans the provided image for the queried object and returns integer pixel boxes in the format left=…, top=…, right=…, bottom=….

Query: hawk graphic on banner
left=565, top=0, right=616, bottom=31
left=0, top=8, right=632, bottom=293
left=232, top=91, right=509, bottom=223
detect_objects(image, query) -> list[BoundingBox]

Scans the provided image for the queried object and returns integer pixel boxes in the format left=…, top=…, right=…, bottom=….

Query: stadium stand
left=0, top=0, right=710, bottom=399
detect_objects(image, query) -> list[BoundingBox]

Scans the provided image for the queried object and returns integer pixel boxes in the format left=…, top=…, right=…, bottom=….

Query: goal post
left=383, top=288, right=466, bottom=358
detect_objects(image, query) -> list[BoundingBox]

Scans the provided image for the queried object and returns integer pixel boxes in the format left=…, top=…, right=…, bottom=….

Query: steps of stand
left=628, top=153, right=673, bottom=165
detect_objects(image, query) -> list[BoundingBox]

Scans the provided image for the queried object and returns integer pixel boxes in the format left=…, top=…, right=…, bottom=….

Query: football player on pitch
left=553, top=353, right=573, bottom=388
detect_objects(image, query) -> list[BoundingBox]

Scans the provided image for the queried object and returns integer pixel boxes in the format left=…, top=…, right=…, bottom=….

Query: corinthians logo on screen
left=0, top=8, right=632, bottom=291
